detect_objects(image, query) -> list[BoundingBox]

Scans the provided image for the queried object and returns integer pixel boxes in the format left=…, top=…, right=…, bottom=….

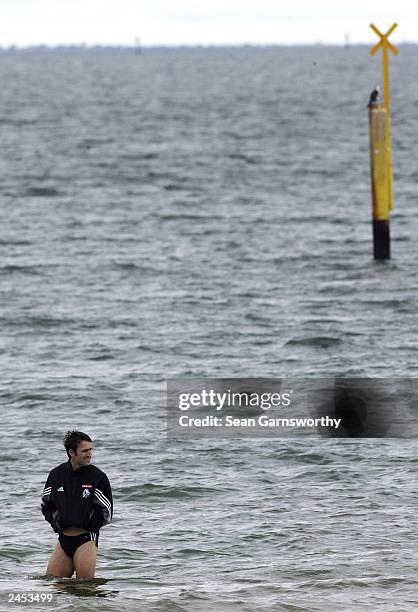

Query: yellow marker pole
left=369, top=23, right=398, bottom=259
left=370, top=23, right=398, bottom=111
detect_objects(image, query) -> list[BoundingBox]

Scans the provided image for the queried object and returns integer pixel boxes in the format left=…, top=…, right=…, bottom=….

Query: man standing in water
left=41, top=431, right=113, bottom=578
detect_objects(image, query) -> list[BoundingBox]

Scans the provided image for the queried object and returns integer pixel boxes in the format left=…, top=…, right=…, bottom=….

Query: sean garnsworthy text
left=178, top=414, right=342, bottom=429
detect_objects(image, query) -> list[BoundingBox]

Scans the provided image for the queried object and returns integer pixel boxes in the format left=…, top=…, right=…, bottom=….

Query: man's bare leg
left=73, top=541, right=97, bottom=579
left=46, top=543, right=74, bottom=578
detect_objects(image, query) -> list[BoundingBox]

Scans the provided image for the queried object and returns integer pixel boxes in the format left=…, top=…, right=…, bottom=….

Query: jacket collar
left=67, top=458, right=89, bottom=472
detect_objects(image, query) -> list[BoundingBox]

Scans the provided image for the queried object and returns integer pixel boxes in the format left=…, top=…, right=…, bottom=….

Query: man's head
left=63, top=431, right=93, bottom=468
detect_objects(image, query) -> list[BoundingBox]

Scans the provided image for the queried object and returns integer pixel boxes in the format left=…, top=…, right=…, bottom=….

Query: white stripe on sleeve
left=94, top=488, right=111, bottom=512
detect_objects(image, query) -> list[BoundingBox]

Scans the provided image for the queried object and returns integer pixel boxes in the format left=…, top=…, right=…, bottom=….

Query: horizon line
left=0, top=41, right=416, bottom=50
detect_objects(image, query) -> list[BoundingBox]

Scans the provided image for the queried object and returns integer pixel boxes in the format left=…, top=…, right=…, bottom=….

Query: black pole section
left=373, top=220, right=390, bottom=260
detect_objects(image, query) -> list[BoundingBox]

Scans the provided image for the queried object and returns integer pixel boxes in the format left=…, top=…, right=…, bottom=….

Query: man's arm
left=41, top=473, right=61, bottom=533
left=88, top=473, right=113, bottom=531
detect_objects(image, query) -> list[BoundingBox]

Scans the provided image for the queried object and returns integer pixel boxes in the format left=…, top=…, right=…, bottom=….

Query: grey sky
left=0, top=0, right=412, bottom=47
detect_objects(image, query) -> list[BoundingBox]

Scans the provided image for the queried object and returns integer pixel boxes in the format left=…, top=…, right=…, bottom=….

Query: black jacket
left=41, top=460, right=113, bottom=533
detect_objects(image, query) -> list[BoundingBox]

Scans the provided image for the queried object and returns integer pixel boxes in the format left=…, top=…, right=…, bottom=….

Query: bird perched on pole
left=368, top=86, right=380, bottom=108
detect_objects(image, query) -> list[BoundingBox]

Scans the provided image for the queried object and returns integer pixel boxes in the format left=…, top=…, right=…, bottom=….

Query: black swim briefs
left=58, top=531, right=99, bottom=558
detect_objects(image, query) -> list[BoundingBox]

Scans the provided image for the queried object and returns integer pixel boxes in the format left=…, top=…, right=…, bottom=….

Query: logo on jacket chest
left=82, top=484, right=92, bottom=499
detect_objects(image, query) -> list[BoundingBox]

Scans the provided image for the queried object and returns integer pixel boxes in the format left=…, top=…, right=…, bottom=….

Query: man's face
left=70, top=440, right=93, bottom=466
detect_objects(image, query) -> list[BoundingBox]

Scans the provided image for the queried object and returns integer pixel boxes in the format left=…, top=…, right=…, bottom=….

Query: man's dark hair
left=63, top=431, right=92, bottom=458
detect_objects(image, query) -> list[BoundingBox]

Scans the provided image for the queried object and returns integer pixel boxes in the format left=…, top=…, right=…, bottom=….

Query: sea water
left=0, top=45, right=418, bottom=611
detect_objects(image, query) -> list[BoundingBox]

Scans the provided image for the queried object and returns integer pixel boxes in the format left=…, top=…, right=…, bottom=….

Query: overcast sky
left=0, top=0, right=414, bottom=47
